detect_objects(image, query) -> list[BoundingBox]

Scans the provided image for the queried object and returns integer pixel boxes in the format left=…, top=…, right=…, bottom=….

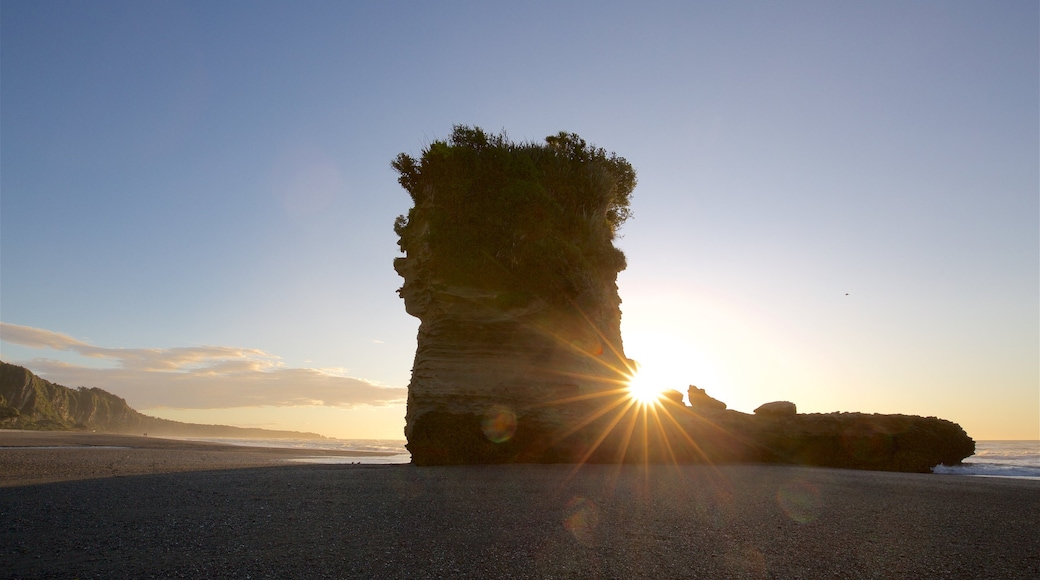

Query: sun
left=626, top=371, right=667, bottom=405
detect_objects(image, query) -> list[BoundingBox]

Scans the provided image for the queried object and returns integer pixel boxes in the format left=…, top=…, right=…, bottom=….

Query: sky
left=2, top=1, right=1037, bottom=441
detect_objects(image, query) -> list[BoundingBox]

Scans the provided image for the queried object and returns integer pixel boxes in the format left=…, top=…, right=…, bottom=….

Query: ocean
left=932, top=440, right=1040, bottom=480
left=169, top=437, right=412, bottom=465
left=175, top=437, right=1040, bottom=478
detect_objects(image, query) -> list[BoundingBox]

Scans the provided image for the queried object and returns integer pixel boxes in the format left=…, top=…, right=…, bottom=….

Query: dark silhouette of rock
left=391, top=127, right=636, bottom=465
left=0, top=361, right=323, bottom=439
left=754, top=401, right=797, bottom=416
left=688, top=386, right=727, bottom=411
left=738, top=411, right=975, bottom=472
left=627, top=398, right=973, bottom=472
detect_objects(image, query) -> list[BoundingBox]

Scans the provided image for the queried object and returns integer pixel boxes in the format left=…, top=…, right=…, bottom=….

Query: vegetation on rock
left=391, top=126, right=636, bottom=309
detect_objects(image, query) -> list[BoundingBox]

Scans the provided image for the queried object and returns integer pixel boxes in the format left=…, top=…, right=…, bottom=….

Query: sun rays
left=506, top=306, right=713, bottom=470
left=431, top=290, right=721, bottom=472
left=625, top=370, right=667, bottom=406
left=533, top=349, right=730, bottom=479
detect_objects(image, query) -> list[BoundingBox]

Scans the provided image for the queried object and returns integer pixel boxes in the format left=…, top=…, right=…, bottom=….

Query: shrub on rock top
left=391, top=125, right=636, bottom=311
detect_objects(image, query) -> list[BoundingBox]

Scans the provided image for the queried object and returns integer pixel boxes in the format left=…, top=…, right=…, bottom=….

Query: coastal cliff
left=0, top=361, right=322, bottom=439
left=1, top=361, right=141, bottom=431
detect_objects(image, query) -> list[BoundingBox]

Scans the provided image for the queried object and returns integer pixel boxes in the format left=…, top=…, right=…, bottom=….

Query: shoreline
left=2, top=431, right=1039, bottom=578
left=0, top=430, right=401, bottom=487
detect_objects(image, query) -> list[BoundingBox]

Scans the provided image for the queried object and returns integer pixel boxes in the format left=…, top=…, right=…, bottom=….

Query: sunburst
left=626, top=371, right=666, bottom=406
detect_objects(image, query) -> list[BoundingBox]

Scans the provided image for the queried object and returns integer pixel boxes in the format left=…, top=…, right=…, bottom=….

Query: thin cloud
left=0, top=322, right=406, bottom=410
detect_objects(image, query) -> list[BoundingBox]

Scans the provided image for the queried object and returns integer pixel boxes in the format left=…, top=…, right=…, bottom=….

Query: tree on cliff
left=391, top=126, right=636, bottom=310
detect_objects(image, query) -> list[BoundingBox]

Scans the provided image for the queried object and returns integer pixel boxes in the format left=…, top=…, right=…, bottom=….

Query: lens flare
left=563, top=496, right=600, bottom=546
left=481, top=405, right=518, bottom=443
left=776, top=480, right=822, bottom=523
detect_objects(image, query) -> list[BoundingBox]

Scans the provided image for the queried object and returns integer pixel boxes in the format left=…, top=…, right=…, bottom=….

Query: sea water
left=932, top=440, right=1040, bottom=480
left=172, top=437, right=1040, bottom=476
left=169, top=437, right=411, bottom=465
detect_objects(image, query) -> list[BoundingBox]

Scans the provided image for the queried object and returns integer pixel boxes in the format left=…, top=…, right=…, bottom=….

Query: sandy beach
left=2, top=432, right=1037, bottom=579
left=0, top=431, right=400, bottom=488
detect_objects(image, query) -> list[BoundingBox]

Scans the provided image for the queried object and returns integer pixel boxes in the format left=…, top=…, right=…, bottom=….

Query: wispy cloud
left=0, top=322, right=407, bottom=410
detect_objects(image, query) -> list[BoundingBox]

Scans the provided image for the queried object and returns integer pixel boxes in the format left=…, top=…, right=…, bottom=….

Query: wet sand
left=0, top=431, right=398, bottom=488
left=2, top=432, right=1037, bottom=579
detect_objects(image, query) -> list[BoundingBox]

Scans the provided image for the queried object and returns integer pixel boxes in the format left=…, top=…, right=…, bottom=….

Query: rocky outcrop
left=688, top=386, right=727, bottom=411
left=754, top=401, right=797, bottom=416
left=0, top=361, right=323, bottom=439
left=734, top=411, right=975, bottom=472
left=661, top=389, right=685, bottom=406
left=581, top=395, right=974, bottom=473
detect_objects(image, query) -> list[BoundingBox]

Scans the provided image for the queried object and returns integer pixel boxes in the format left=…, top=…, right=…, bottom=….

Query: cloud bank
left=0, top=323, right=406, bottom=410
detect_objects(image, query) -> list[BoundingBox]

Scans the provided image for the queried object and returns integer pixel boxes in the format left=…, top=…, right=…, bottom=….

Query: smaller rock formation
left=738, top=411, right=975, bottom=473
left=665, top=397, right=974, bottom=472
left=688, top=386, right=727, bottom=412
left=754, top=401, right=797, bottom=416
left=661, top=389, right=685, bottom=406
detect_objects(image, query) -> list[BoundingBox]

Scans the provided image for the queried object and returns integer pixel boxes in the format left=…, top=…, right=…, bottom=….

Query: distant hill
left=0, top=361, right=324, bottom=439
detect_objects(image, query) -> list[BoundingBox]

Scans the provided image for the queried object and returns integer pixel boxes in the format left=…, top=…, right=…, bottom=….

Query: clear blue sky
left=2, top=1, right=1037, bottom=439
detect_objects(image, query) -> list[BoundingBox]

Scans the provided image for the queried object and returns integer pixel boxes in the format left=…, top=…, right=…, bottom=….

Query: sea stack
left=391, top=126, right=637, bottom=464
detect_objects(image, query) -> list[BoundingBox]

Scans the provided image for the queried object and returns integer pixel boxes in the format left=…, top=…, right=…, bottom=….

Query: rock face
left=0, top=361, right=323, bottom=439
left=392, top=127, right=637, bottom=465
left=397, top=281, right=631, bottom=464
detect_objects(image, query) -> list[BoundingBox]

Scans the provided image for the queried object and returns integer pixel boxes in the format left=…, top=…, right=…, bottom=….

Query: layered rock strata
left=398, top=276, right=632, bottom=464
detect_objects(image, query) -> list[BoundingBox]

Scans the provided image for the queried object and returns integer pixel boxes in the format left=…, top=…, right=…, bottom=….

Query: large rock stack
left=392, top=127, right=637, bottom=464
